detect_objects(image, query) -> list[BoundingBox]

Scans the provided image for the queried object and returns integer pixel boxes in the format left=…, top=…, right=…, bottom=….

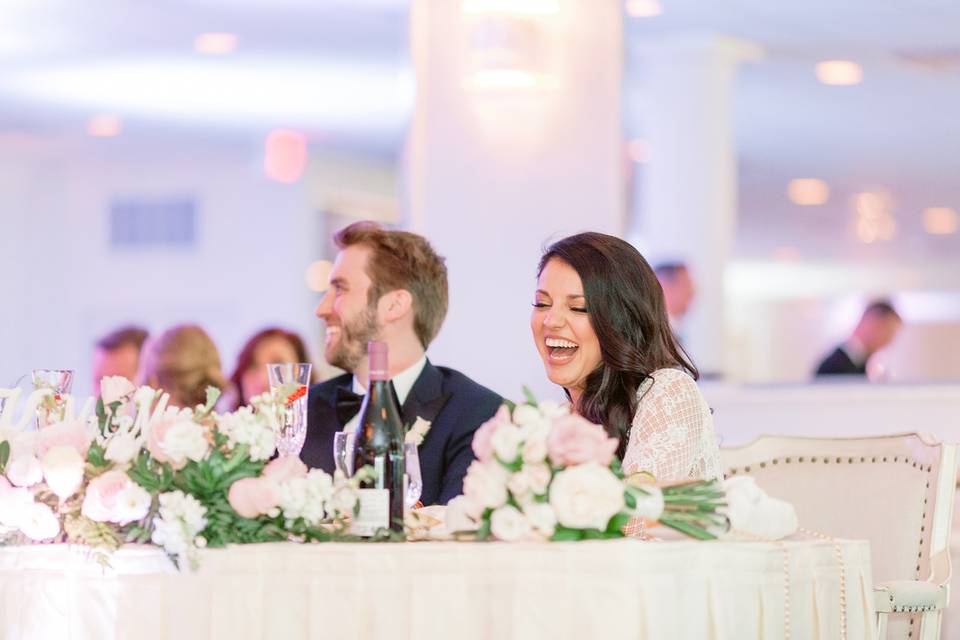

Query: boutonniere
left=405, top=417, right=432, bottom=446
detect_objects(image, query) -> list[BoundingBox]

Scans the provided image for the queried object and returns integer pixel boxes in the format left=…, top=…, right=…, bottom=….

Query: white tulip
left=41, top=445, right=85, bottom=500
left=721, top=476, right=798, bottom=541
left=18, top=502, right=60, bottom=541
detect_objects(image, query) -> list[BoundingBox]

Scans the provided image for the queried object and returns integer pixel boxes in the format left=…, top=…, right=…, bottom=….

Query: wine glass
left=404, top=443, right=422, bottom=510
left=31, top=369, right=74, bottom=428
left=332, top=431, right=356, bottom=477
left=267, top=363, right=312, bottom=457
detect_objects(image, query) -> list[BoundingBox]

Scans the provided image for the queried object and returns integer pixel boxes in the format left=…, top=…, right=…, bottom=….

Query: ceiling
left=1, top=0, right=959, bottom=262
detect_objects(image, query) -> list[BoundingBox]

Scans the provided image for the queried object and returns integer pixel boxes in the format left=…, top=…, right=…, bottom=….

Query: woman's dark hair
left=228, top=327, right=316, bottom=410
left=538, top=232, right=697, bottom=458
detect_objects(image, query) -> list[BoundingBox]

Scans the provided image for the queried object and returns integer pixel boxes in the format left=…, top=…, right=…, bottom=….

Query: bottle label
left=350, top=489, right=390, bottom=536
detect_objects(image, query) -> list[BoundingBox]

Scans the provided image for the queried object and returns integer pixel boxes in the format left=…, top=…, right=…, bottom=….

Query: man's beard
left=328, top=305, right=380, bottom=373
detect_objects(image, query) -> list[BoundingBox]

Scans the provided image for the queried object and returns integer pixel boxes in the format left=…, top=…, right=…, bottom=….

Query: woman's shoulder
left=637, top=367, right=698, bottom=395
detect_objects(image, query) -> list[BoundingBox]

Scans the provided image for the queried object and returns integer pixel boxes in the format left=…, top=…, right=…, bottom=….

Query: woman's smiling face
left=530, top=258, right=602, bottom=394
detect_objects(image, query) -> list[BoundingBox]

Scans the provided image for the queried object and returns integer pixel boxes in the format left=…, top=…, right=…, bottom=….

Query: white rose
left=490, top=505, right=532, bottom=541
left=101, top=376, right=136, bottom=406
left=445, top=495, right=483, bottom=532
left=526, top=463, right=552, bottom=495
left=462, top=461, right=508, bottom=510
left=491, top=425, right=522, bottom=464
left=105, top=431, right=141, bottom=466
left=0, top=483, right=34, bottom=527
left=41, top=445, right=85, bottom=500
left=521, top=430, right=549, bottom=464
left=18, top=502, right=60, bottom=541
left=537, top=401, right=568, bottom=419
left=549, top=463, right=625, bottom=530
left=721, top=476, right=798, bottom=541
left=511, top=404, right=542, bottom=428
left=522, top=501, right=557, bottom=537
left=163, top=421, right=210, bottom=466
left=331, top=485, right=357, bottom=515
left=6, top=454, right=43, bottom=487
left=115, top=484, right=152, bottom=524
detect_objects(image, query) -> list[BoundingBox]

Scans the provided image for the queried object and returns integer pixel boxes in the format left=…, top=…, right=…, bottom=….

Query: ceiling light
left=625, top=0, right=662, bottom=17
left=194, top=32, right=238, bottom=55
left=787, top=178, right=829, bottom=206
left=86, top=114, right=121, bottom=137
left=923, top=207, right=958, bottom=235
left=815, top=60, right=862, bottom=86
left=264, top=129, right=307, bottom=184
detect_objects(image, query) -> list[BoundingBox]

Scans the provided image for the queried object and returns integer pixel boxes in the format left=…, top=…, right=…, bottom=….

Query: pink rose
left=228, top=477, right=279, bottom=519
left=262, top=455, right=308, bottom=483
left=82, top=470, right=129, bottom=522
left=37, top=420, right=93, bottom=458
left=472, top=405, right=511, bottom=463
left=546, top=414, right=619, bottom=467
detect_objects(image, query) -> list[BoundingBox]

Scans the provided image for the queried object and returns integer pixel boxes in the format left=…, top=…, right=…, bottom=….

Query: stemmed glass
left=332, top=433, right=423, bottom=511
left=333, top=431, right=356, bottom=476
left=31, top=369, right=74, bottom=428
left=267, top=363, right=312, bottom=457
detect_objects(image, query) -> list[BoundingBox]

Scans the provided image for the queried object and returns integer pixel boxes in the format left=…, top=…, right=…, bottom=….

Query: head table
left=0, top=538, right=874, bottom=640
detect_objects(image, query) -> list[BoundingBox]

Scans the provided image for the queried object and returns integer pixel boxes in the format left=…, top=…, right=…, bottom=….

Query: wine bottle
left=350, top=341, right=405, bottom=535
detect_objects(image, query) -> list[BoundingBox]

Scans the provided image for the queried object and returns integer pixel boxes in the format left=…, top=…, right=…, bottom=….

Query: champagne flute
left=267, top=363, right=312, bottom=457
left=404, top=443, right=423, bottom=510
left=332, top=431, right=356, bottom=476
left=31, top=369, right=74, bottom=428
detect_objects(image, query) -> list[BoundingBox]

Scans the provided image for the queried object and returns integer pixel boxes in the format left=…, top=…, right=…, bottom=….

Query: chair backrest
left=721, top=433, right=957, bottom=586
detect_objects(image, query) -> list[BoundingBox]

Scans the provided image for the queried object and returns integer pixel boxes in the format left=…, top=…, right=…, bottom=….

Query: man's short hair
left=863, top=299, right=901, bottom=322
left=95, top=326, right=149, bottom=352
left=653, top=261, right=689, bottom=281
left=334, top=221, right=449, bottom=348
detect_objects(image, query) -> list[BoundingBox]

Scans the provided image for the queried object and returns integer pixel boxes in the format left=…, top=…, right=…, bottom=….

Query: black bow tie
left=335, top=387, right=364, bottom=426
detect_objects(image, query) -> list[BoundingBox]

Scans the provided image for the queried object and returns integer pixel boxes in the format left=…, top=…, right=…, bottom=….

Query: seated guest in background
left=92, top=325, right=148, bottom=396
left=815, top=299, right=903, bottom=378
left=653, top=261, right=695, bottom=340
left=301, top=221, right=502, bottom=505
left=139, top=324, right=229, bottom=409
left=531, top=233, right=720, bottom=481
left=226, top=327, right=317, bottom=410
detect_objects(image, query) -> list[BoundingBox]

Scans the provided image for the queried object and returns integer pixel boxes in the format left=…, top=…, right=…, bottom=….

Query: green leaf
left=501, top=398, right=516, bottom=413
left=0, top=439, right=9, bottom=470
left=95, top=398, right=107, bottom=433
left=606, top=512, right=632, bottom=534
left=521, top=386, right=539, bottom=407
left=87, top=442, right=109, bottom=469
left=550, top=527, right=583, bottom=542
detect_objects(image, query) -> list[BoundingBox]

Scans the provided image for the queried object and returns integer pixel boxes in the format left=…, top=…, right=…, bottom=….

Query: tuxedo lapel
left=401, top=360, right=451, bottom=428
left=314, top=372, right=352, bottom=428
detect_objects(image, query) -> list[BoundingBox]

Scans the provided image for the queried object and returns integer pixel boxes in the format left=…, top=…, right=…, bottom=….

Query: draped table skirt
left=0, top=538, right=875, bottom=640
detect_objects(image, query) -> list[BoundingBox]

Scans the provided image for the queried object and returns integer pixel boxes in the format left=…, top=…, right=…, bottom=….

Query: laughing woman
left=530, top=232, right=721, bottom=481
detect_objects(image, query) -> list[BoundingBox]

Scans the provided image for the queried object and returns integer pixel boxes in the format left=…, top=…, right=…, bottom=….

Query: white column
left=630, top=35, right=761, bottom=377
left=405, top=0, right=624, bottom=400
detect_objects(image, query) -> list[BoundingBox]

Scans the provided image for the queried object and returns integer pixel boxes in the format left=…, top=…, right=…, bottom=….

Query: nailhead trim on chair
left=724, top=453, right=936, bottom=613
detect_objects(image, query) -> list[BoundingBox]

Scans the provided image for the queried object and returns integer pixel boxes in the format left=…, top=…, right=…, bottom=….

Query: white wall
left=0, top=134, right=323, bottom=400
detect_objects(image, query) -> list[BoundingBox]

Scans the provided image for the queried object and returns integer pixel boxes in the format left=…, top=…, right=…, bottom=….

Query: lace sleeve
left=621, top=369, right=721, bottom=482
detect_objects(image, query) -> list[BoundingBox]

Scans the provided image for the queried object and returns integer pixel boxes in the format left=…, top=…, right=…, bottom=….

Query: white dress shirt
left=341, top=355, right=428, bottom=433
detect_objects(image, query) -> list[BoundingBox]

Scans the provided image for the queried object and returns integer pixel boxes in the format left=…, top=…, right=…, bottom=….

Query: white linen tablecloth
left=0, top=538, right=875, bottom=640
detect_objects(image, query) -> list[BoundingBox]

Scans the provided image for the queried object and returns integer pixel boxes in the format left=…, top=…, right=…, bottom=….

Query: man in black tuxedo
left=815, top=299, right=902, bottom=378
left=300, top=221, right=502, bottom=505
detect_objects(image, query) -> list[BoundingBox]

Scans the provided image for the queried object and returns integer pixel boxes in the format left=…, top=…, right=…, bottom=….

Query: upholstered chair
left=722, top=433, right=957, bottom=640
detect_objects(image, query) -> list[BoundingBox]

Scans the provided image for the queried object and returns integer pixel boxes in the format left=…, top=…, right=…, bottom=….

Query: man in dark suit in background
left=300, top=221, right=502, bottom=505
left=815, top=299, right=903, bottom=378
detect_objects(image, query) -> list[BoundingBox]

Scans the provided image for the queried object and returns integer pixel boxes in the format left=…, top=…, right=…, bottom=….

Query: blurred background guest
left=92, top=325, right=149, bottom=397
left=654, top=262, right=696, bottom=340
left=226, top=327, right=316, bottom=410
left=815, top=300, right=903, bottom=378
left=139, top=324, right=229, bottom=408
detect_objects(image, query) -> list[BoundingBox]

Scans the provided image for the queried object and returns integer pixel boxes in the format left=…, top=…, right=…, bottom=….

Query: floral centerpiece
left=0, top=377, right=364, bottom=568
left=445, top=394, right=797, bottom=542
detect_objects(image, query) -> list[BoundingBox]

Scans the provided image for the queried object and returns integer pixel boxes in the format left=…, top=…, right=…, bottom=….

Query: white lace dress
left=621, top=368, right=722, bottom=482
